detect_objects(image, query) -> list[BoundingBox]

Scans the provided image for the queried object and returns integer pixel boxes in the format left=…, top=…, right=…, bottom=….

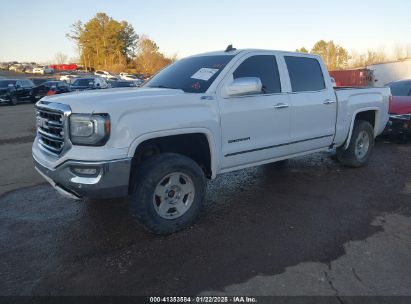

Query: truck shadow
left=1, top=142, right=410, bottom=295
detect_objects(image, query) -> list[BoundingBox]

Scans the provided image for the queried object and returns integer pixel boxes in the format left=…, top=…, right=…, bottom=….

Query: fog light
left=72, top=167, right=99, bottom=176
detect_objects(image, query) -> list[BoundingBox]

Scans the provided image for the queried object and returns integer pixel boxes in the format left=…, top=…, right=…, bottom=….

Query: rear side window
left=233, top=55, right=281, bottom=94
left=285, top=56, right=325, bottom=92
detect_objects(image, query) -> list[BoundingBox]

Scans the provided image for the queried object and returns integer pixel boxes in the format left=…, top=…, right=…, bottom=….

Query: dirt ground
left=0, top=102, right=411, bottom=297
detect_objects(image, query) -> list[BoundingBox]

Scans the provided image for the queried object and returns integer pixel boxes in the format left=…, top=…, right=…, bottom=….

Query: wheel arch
left=128, top=128, right=218, bottom=179
left=343, top=108, right=379, bottom=150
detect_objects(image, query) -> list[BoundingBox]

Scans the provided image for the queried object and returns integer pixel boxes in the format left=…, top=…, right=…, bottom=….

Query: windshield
left=389, top=82, right=411, bottom=96
left=145, top=55, right=234, bottom=93
left=0, top=80, right=16, bottom=88
left=72, top=79, right=94, bottom=86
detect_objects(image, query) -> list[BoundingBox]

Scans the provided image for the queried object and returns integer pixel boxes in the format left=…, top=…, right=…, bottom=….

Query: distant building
left=367, top=59, right=411, bottom=87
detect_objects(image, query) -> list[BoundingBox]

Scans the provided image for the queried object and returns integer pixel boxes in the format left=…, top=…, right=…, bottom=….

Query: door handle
left=323, top=99, right=336, bottom=105
left=273, top=103, right=289, bottom=109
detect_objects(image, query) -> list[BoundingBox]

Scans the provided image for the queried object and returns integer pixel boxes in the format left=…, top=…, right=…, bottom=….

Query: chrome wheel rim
left=355, top=130, right=370, bottom=160
left=153, top=172, right=195, bottom=219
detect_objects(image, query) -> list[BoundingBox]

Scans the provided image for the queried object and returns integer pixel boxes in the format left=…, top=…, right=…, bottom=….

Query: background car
left=119, top=73, right=138, bottom=81
left=106, top=75, right=120, bottom=81
left=70, top=77, right=109, bottom=91
left=384, top=79, right=411, bottom=141
left=32, top=66, right=54, bottom=74
left=60, top=74, right=80, bottom=83
left=8, top=65, right=19, bottom=71
left=108, top=80, right=139, bottom=88
left=31, top=81, right=71, bottom=101
left=94, top=70, right=112, bottom=78
left=15, top=65, right=26, bottom=73
left=0, top=79, right=35, bottom=105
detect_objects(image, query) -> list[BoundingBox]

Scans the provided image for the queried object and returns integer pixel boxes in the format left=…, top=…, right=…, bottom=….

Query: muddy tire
left=129, top=153, right=206, bottom=235
left=337, top=120, right=374, bottom=167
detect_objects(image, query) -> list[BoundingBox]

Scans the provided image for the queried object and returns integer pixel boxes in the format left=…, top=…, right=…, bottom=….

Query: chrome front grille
left=35, top=102, right=71, bottom=156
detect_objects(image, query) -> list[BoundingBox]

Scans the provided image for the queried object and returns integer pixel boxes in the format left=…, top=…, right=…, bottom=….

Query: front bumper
left=33, top=156, right=132, bottom=199
left=0, top=94, right=10, bottom=102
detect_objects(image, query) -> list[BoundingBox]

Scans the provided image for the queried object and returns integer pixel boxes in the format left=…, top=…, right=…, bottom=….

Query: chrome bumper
left=34, top=157, right=132, bottom=199
left=390, top=114, right=411, bottom=121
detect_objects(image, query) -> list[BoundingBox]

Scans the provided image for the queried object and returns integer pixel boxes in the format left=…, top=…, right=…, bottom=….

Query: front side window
left=233, top=55, right=281, bottom=94
left=145, top=55, right=234, bottom=93
left=285, top=56, right=325, bottom=92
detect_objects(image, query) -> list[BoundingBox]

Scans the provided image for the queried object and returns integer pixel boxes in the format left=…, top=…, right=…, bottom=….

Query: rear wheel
left=129, top=153, right=206, bottom=235
left=337, top=120, right=374, bottom=167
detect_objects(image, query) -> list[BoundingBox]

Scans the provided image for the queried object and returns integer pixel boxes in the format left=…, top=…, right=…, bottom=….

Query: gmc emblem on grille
left=36, top=117, right=48, bottom=129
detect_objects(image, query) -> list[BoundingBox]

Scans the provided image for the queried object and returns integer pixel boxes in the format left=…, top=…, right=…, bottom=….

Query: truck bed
left=333, top=86, right=391, bottom=146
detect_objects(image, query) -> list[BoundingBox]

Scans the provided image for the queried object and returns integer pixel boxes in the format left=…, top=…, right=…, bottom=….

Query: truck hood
left=40, top=87, right=186, bottom=112
left=390, top=96, right=411, bottom=115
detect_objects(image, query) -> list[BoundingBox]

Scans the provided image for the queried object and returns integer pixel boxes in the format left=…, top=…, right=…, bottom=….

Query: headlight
left=69, top=114, right=110, bottom=146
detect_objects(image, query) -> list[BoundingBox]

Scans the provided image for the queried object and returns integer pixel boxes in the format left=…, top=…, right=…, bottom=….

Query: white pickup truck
left=33, top=48, right=390, bottom=234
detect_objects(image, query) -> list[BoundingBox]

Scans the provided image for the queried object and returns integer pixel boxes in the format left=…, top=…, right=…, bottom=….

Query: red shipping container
left=50, top=64, right=78, bottom=71
left=329, top=69, right=373, bottom=87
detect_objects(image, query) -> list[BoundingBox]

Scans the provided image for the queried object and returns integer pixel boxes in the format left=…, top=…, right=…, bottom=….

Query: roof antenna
left=225, top=44, right=236, bottom=52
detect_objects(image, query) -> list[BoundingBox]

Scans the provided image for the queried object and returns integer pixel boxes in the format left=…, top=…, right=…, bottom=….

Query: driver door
left=218, top=54, right=291, bottom=170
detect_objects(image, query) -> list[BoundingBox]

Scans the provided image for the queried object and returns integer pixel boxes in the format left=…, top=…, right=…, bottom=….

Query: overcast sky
left=1, top=0, right=410, bottom=63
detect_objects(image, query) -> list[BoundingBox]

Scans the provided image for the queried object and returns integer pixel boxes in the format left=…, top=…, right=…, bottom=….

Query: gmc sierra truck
left=32, top=48, right=391, bottom=234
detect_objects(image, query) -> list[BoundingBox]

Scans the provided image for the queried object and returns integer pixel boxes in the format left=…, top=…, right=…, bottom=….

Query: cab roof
left=191, top=48, right=320, bottom=59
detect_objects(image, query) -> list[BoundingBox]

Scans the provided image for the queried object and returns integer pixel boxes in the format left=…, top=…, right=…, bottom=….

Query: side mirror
left=226, top=77, right=262, bottom=97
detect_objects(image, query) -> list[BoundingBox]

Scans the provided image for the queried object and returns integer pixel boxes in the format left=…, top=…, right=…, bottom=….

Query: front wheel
left=129, top=153, right=206, bottom=235
left=9, top=95, right=18, bottom=106
left=337, top=120, right=374, bottom=167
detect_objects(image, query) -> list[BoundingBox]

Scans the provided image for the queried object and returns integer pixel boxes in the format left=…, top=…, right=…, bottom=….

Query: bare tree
left=66, top=21, right=86, bottom=70
left=55, top=52, right=68, bottom=64
left=393, top=44, right=406, bottom=61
